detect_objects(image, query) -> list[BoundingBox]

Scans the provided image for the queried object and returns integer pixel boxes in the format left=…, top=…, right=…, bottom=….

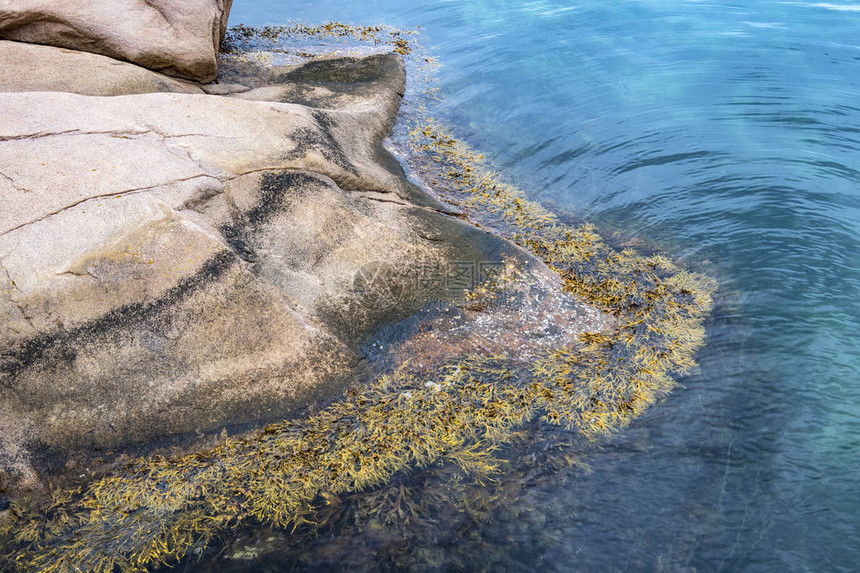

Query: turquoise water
left=224, top=1, right=860, bottom=571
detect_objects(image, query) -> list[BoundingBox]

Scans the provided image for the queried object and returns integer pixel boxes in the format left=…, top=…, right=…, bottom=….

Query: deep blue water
left=227, top=1, right=860, bottom=571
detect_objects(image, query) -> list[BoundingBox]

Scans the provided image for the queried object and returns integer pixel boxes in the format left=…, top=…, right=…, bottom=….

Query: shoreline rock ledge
left=0, top=4, right=609, bottom=501
left=0, top=2, right=533, bottom=497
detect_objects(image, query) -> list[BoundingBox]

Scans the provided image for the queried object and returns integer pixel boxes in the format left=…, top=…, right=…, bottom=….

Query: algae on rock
left=0, top=23, right=716, bottom=573
left=0, top=122, right=714, bottom=571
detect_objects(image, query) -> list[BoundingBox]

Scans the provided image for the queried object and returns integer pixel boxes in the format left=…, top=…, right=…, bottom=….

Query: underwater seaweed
left=224, top=22, right=415, bottom=56
left=0, top=24, right=715, bottom=572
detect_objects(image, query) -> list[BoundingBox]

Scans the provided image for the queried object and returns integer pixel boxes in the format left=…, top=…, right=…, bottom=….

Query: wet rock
left=0, top=0, right=233, bottom=81
left=232, top=53, right=406, bottom=110
left=367, top=260, right=613, bottom=377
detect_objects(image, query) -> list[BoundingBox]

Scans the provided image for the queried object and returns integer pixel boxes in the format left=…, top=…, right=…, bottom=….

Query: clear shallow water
left=226, top=1, right=860, bottom=571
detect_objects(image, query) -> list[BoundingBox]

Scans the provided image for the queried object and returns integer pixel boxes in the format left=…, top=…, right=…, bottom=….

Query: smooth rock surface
left=0, top=54, right=528, bottom=494
left=0, top=40, right=204, bottom=95
left=0, top=0, right=233, bottom=81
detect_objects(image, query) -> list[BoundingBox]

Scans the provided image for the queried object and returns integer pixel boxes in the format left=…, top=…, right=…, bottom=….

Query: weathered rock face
left=0, top=0, right=233, bottom=82
left=0, top=40, right=205, bottom=95
left=0, top=53, right=526, bottom=495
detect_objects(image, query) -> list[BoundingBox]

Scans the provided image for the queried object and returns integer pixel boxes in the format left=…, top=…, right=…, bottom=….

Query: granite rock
left=0, top=0, right=233, bottom=81
left=0, top=54, right=524, bottom=494
left=0, top=40, right=205, bottom=95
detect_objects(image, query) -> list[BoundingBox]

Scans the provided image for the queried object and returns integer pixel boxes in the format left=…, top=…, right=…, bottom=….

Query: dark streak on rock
left=219, top=225, right=258, bottom=263
left=271, top=54, right=404, bottom=114
left=218, top=171, right=320, bottom=264
left=284, top=110, right=358, bottom=175
left=246, top=171, right=318, bottom=228
left=273, top=53, right=394, bottom=91
left=0, top=250, right=237, bottom=383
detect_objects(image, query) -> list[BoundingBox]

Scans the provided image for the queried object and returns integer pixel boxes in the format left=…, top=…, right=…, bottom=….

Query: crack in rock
left=0, top=174, right=220, bottom=238
left=0, top=170, right=29, bottom=194
left=0, top=128, right=221, bottom=143
left=0, top=259, right=35, bottom=331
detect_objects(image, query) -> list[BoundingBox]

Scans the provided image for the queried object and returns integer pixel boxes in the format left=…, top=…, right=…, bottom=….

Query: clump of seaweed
left=0, top=26, right=716, bottom=573
left=224, top=22, right=416, bottom=56
left=259, top=422, right=593, bottom=572
left=408, top=120, right=715, bottom=437
left=0, top=180, right=714, bottom=571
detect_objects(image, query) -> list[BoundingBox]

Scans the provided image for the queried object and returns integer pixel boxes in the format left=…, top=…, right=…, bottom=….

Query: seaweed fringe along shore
left=0, top=24, right=716, bottom=572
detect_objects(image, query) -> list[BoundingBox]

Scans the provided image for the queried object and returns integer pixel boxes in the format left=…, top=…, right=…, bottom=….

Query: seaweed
left=408, top=120, right=714, bottom=438
left=0, top=25, right=715, bottom=573
left=224, top=22, right=415, bottom=56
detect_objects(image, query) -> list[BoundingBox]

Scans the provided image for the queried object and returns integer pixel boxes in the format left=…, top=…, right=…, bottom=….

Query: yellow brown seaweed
left=0, top=24, right=716, bottom=573
left=224, top=22, right=416, bottom=56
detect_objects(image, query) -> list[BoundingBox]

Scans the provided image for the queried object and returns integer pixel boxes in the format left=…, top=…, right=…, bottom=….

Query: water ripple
left=224, top=1, right=860, bottom=570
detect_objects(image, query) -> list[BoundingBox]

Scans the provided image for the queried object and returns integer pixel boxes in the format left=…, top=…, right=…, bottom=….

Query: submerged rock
left=0, top=0, right=233, bottom=82
left=0, top=53, right=536, bottom=495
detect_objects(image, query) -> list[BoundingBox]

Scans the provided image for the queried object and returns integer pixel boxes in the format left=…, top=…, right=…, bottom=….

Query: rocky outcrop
left=0, top=52, right=530, bottom=495
left=0, top=5, right=614, bottom=502
left=0, top=0, right=233, bottom=81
